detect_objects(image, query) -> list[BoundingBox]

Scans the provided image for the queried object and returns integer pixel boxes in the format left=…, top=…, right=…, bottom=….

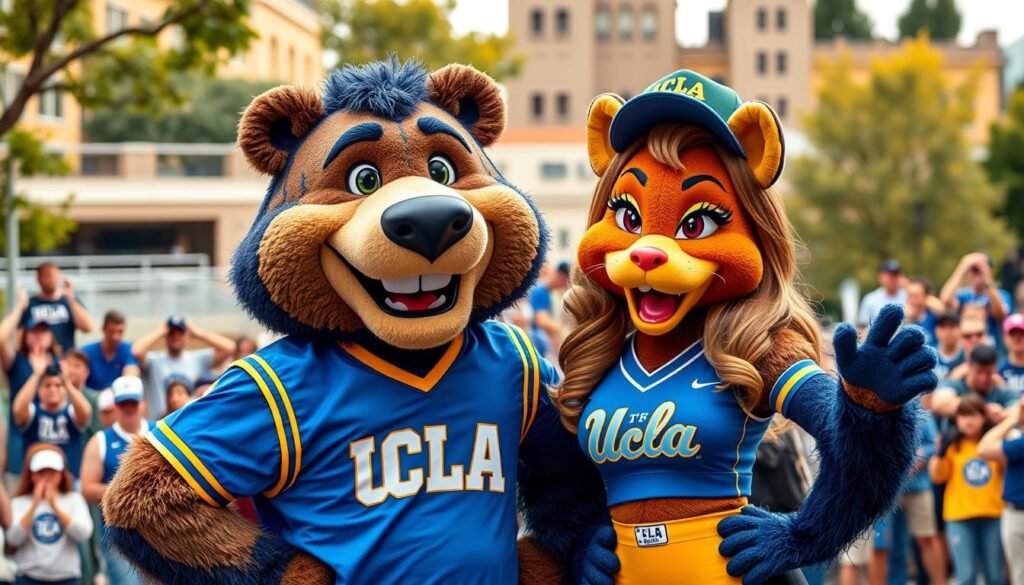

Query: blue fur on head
left=322, top=56, right=428, bottom=122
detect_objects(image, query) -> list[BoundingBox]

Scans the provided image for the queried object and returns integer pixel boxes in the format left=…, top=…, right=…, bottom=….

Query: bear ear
left=238, top=86, right=325, bottom=176
left=427, top=64, right=505, bottom=147
left=586, top=93, right=624, bottom=176
left=727, top=101, right=785, bottom=189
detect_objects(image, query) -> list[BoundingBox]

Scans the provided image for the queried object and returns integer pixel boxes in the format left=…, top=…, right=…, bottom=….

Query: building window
left=641, top=6, right=656, bottom=40
left=596, top=5, right=610, bottom=40
left=756, top=51, right=767, bottom=75
left=531, top=8, right=544, bottom=36
left=106, top=4, right=128, bottom=33
left=556, top=92, right=570, bottom=120
left=37, top=86, right=63, bottom=119
left=2, top=67, right=24, bottom=107
left=756, top=7, right=767, bottom=31
left=559, top=228, right=571, bottom=249
left=776, top=7, right=787, bottom=31
left=270, top=36, right=279, bottom=80
left=776, top=96, right=788, bottom=119
left=619, top=6, right=634, bottom=40
left=531, top=93, right=544, bottom=121
left=776, top=51, right=787, bottom=74
left=555, top=8, right=569, bottom=36
left=541, top=162, right=568, bottom=180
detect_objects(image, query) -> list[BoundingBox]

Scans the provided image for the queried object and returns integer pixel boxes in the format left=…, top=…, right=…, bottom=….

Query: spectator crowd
left=831, top=253, right=1024, bottom=585
left=0, top=263, right=256, bottom=585
left=3, top=254, right=1024, bottom=585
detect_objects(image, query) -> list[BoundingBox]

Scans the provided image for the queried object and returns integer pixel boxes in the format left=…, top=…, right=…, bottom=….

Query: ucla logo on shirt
left=585, top=401, right=701, bottom=464
left=30, top=304, right=70, bottom=325
left=33, top=512, right=63, bottom=544
left=350, top=424, right=505, bottom=507
left=38, top=414, right=70, bottom=443
left=963, top=458, right=992, bottom=487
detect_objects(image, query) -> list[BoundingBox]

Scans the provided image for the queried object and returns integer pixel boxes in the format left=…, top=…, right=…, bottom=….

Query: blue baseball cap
left=609, top=69, right=746, bottom=157
left=166, top=314, right=187, bottom=331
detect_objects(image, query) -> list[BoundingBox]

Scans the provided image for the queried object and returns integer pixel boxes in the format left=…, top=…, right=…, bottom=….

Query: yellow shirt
left=930, top=438, right=1004, bottom=521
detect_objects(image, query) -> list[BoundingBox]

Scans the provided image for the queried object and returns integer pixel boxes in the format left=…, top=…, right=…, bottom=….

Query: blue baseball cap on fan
left=167, top=314, right=187, bottom=331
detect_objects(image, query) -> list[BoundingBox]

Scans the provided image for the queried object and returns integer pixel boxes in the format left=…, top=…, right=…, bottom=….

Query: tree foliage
left=814, top=0, right=873, bottom=40
left=0, top=0, right=255, bottom=254
left=84, top=76, right=278, bottom=143
left=898, top=0, right=961, bottom=40
left=787, top=37, right=1009, bottom=305
left=986, top=89, right=1024, bottom=242
left=0, top=129, right=77, bottom=255
left=321, top=0, right=523, bottom=81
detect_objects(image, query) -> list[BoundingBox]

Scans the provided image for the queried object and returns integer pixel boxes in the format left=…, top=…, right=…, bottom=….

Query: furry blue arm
left=719, top=306, right=934, bottom=584
left=519, top=389, right=611, bottom=584
left=105, top=528, right=300, bottom=585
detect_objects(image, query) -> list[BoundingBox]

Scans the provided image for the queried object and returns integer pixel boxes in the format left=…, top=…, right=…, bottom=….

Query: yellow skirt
left=612, top=508, right=743, bottom=585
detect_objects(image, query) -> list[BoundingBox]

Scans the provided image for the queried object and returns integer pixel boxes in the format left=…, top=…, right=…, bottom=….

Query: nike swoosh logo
left=691, top=380, right=721, bottom=389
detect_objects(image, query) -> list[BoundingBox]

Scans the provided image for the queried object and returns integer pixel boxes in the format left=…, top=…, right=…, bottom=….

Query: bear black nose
left=380, top=195, right=474, bottom=263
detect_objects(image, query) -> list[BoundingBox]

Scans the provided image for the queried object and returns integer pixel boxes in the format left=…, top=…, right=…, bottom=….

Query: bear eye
left=347, top=163, right=382, bottom=195
left=428, top=154, right=457, bottom=186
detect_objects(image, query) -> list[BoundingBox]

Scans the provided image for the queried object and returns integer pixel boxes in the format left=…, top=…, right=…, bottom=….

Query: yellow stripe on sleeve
left=510, top=325, right=542, bottom=438
left=499, top=322, right=532, bottom=442
left=155, top=420, right=235, bottom=503
left=146, top=433, right=222, bottom=507
left=249, top=354, right=302, bottom=492
left=773, top=364, right=820, bottom=414
left=234, top=359, right=292, bottom=498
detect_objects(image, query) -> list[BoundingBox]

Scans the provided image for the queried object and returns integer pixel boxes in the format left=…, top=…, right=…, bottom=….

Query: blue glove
left=578, top=526, right=619, bottom=585
left=717, top=507, right=801, bottom=584
left=832, top=304, right=938, bottom=406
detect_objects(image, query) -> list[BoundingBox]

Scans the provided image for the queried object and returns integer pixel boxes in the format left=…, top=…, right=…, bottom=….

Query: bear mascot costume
left=554, top=70, right=939, bottom=584
left=102, top=59, right=610, bottom=585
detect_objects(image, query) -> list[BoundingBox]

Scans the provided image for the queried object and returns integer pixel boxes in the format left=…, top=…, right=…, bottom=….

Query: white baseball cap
left=112, top=376, right=144, bottom=404
left=97, top=389, right=115, bottom=411
left=29, top=449, right=64, bottom=473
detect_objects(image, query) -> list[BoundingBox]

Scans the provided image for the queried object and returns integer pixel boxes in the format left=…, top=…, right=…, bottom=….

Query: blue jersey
left=1004, top=432, right=1024, bottom=507
left=101, top=421, right=152, bottom=484
left=999, top=361, right=1024, bottom=396
left=935, top=348, right=965, bottom=381
left=578, top=337, right=825, bottom=504
left=914, top=312, right=938, bottom=347
left=19, top=403, right=87, bottom=478
left=147, top=321, right=557, bottom=585
left=82, top=341, right=138, bottom=391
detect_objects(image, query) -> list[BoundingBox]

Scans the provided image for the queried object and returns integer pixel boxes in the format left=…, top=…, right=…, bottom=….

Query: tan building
left=506, top=0, right=1004, bottom=142
left=1, top=0, right=321, bottom=151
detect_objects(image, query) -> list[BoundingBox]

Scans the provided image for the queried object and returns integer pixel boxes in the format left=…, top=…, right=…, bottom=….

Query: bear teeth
left=381, top=277, right=420, bottom=294
left=428, top=295, right=447, bottom=310
left=638, top=285, right=652, bottom=293
left=421, top=274, right=453, bottom=291
left=384, top=298, right=410, bottom=311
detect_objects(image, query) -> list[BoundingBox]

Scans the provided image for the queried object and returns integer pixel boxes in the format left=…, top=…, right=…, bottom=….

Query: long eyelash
left=608, top=192, right=638, bottom=210
left=692, top=201, right=733, bottom=224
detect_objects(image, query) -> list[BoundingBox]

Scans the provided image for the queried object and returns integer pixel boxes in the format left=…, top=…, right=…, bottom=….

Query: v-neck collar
left=619, top=334, right=705, bottom=392
left=338, top=333, right=465, bottom=393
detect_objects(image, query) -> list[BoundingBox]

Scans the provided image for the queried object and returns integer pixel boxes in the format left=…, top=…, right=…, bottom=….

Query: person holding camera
left=11, top=355, right=92, bottom=480
left=942, top=252, right=1013, bottom=354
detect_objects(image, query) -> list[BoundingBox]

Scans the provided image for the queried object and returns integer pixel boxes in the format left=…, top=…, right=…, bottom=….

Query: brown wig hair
left=556, top=124, right=822, bottom=431
left=16, top=443, right=74, bottom=497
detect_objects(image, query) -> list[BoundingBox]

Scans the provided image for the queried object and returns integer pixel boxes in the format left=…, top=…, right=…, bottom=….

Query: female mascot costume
left=557, top=69, right=938, bottom=585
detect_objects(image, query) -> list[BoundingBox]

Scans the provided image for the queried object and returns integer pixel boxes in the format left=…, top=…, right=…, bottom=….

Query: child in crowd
left=930, top=394, right=1007, bottom=585
left=7, top=444, right=93, bottom=585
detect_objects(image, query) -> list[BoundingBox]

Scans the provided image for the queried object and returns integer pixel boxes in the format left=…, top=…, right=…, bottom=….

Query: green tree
left=985, top=88, right=1024, bottom=241
left=814, top=0, right=873, bottom=40
left=84, top=76, right=278, bottom=143
left=321, top=0, right=523, bottom=80
left=898, top=0, right=961, bottom=40
left=787, top=38, right=1009, bottom=306
left=0, top=0, right=255, bottom=253
left=0, top=128, right=77, bottom=255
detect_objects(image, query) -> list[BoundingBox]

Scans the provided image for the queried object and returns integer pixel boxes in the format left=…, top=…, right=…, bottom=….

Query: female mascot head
left=557, top=70, right=821, bottom=430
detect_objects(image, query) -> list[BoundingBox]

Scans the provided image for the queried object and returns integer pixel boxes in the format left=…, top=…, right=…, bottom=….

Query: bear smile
left=327, top=243, right=461, bottom=318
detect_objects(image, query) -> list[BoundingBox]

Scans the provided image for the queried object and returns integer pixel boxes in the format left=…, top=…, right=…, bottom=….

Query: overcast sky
left=449, top=0, right=1024, bottom=47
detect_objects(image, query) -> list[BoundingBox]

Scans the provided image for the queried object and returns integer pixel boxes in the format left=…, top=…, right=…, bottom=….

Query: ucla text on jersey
left=146, top=321, right=558, bottom=585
